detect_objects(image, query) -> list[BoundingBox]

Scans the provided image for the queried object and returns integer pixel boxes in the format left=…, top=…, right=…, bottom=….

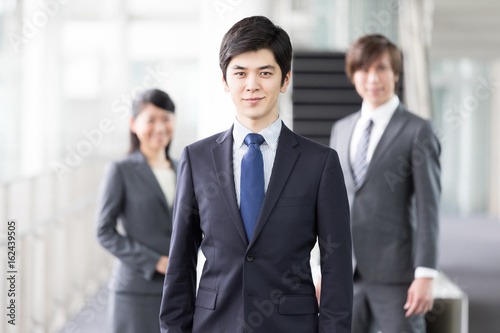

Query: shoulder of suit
left=399, top=107, right=435, bottom=131
left=335, top=111, right=360, bottom=127
left=291, top=131, right=333, bottom=154
left=108, top=151, right=143, bottom=170
left=101, top=158, right=125, bottom=180
left=185, top=129, right=229, bottom=152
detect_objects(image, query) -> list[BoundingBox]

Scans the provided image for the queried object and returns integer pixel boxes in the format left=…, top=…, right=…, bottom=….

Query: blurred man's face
left=223, top=49, right=290, bottom=131
left=352, top=51, right=398, bottom=110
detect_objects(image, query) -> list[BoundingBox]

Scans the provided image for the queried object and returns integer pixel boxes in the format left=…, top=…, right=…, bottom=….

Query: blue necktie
left=352, top=119, right=374, bottom=187
left=240, top=133, right=265, bottom=242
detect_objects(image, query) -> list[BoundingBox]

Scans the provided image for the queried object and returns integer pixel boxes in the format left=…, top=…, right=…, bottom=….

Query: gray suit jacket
left=96, top=150, right=177, bottom=294
left=330, top=104, right=441, bottom=283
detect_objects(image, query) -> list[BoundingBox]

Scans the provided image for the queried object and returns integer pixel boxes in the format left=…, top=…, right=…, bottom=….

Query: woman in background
left=96, top=89, right=176, bottom=333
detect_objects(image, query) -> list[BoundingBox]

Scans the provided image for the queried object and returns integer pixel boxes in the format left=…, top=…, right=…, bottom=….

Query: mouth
left=243, top=97, right=264, bottom=105
left=367, top=88, right=383, bottom=94
left=153, top=134, right=167, bottom=141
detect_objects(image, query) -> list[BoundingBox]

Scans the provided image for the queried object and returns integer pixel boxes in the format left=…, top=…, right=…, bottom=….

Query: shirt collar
left=233, top=116, right=282, bottom=151
left=360, top=95, right=400, bottom=124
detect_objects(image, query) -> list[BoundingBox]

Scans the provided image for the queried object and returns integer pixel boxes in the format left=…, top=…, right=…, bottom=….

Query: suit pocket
left=195, top=288, right=217, bottom=310
left=374, top=211, right=410, bottom=238
left=278, top=295, right=318, bottom=315
left=276, top=197, right=313, bottom=207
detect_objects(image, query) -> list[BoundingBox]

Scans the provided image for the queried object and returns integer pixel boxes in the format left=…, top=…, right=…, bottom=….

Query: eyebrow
left=231, top=65, right=276, bottom=70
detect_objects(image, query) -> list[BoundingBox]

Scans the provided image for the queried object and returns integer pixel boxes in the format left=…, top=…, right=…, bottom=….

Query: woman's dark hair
left=345, top=34, right=402, bottom=92
left=219, top=16, right=292, bottom=86
left=128, top=89, right=175, bottom=161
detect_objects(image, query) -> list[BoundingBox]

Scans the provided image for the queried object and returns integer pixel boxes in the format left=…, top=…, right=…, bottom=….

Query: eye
left=260, top=71, right=272, bottom=77
left=234, top=72, right=246, bottom=77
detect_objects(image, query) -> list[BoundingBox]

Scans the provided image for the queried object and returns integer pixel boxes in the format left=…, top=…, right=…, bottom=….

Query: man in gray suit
left=330, top=34, right=441, bottom=333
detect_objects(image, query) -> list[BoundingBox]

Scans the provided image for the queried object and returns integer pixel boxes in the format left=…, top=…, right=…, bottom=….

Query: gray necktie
left=352, top=119, right=374, bottom=187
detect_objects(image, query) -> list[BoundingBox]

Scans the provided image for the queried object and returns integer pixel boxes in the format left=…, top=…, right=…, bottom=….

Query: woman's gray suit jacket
left=96, top=150, right=177, bottom=294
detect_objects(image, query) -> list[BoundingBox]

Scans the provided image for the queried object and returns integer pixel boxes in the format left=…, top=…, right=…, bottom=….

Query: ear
left=130, top=117, right=136, bottom=133
left=222, top=72, right=230, bottom=92
left=280, top=70, right=291, bottom=93
left=394, top=74, right=400, bottom=83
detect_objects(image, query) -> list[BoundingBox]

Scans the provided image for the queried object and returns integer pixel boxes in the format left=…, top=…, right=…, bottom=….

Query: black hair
left=219, top=16, right=292, bottom=85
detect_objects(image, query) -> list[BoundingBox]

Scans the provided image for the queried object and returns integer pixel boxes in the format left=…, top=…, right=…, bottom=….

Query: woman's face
left=131, top=103, right=175, bottom=152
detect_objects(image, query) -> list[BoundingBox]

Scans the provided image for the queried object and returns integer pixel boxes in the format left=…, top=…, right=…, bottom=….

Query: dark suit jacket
left=330, top=104, right=441, bottom=283
left=159, top=124, right=353, bottom=333
left=96, top=150, right=177, bottom=294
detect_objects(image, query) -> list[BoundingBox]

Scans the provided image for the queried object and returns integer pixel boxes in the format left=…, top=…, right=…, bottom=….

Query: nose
left=245, top=73, right=260, bottom=92
left=155, top=119, right=166, bottom=132
left=367, top=70, right=380, bottom=83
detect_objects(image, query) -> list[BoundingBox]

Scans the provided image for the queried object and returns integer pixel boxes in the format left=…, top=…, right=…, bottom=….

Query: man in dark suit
left=330, top=34, right=441, bottom=333
left=159, top=16, right=353, bottom=333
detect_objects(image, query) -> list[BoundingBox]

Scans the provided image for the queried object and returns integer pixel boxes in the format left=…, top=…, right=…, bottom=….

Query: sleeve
left=415, top=266, right=439, bottom=279
left=159, top=147, right=202, bottom=333
left=317, top=149, right=353, bottom=333
left=95, top=161, right=162, bottom=281
left=412, top=120, right=441, bottom=270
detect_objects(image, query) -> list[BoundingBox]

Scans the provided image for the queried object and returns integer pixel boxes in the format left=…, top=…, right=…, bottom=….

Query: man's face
left=223, top=49, right=290, bottom=128
left=352, top=51, right=398, bottom=110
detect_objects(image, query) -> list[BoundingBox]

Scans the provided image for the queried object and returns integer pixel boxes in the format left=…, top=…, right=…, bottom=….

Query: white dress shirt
left=349, top=95, right=437, bottom=279
left=152, top=167, right=176, bottom=208
left=233, top=116, right=281, bottom=207
left=349, top=95, right=399, bottom=165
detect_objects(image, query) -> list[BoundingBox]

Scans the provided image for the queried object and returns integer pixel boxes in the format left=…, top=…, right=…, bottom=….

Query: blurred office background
left=0, top=0, right=499, bottom=332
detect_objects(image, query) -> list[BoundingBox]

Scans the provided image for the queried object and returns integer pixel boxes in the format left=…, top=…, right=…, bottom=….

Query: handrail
left=0, top=161, right=114, bottom=333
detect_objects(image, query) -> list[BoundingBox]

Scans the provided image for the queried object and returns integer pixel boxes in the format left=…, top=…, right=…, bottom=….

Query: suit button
left=246, top=254, right=255, bottom=262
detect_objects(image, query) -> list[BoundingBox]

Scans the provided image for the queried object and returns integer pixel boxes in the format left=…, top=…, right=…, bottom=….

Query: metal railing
left=1, top=162, right=114, bottom=333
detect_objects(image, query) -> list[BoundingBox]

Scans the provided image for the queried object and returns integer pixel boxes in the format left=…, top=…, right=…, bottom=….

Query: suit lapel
left=358, top=104, right=409, bottom=191
left=211, top=126, right=249, bottom=246
left=131, top=150, right=170, bottom=213
left=249, top=124, right=300, bottom=248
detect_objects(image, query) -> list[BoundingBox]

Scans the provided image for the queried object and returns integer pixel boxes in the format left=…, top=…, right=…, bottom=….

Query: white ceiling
left=430, top=0, right=500, bottom=60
